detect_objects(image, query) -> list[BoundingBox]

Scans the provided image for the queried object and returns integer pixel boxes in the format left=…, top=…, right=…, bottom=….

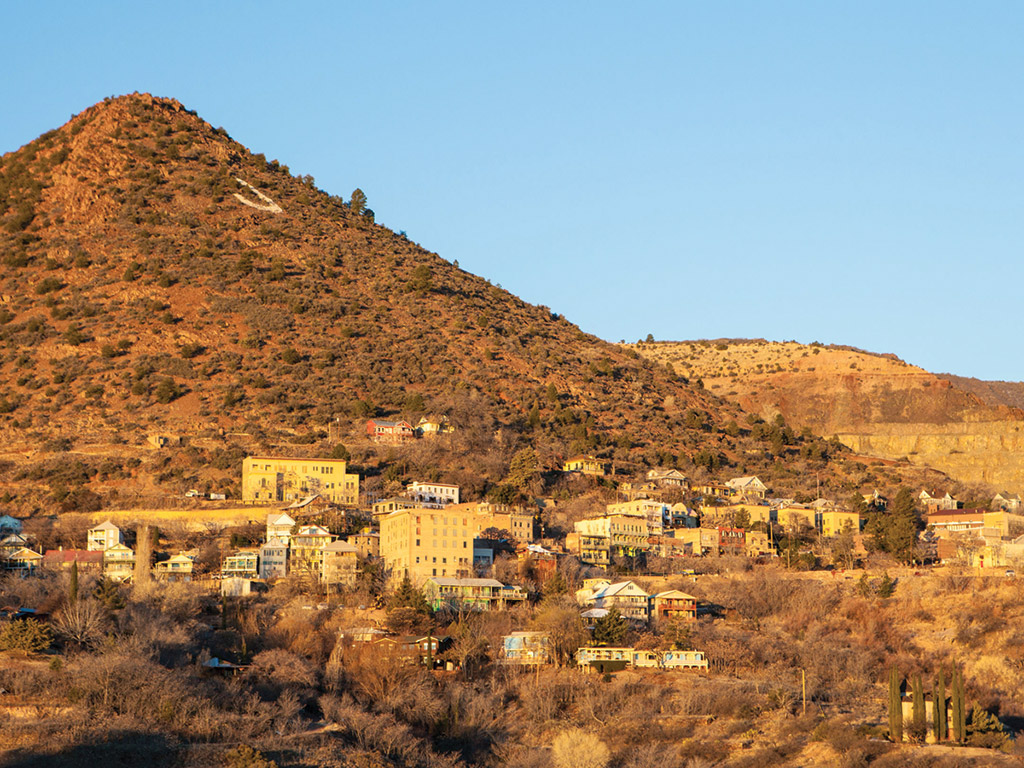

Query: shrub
left=551, top=729, right=610, bottom=768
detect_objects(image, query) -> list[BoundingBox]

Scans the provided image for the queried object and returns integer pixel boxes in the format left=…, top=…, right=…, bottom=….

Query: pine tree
left=888, top=666, right=904, bottom=742
left=349, top=188, right=367, bottom=216
left=592, top=607, right=628, bottom=646
left=912, top=674, right=925, bottom=740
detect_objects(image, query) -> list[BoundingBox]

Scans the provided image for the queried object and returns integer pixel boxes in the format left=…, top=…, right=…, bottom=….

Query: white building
left=87, top=521, right=123, bottom=552
left=406, top=481, right=460, bottom=507
left=266, top=513, right=296, bottom=547
left=259, top=537, right=289, bottom=579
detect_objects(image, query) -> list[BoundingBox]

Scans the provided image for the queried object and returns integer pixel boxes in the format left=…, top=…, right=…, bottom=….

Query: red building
left=366, top=419, right=415, bottom=444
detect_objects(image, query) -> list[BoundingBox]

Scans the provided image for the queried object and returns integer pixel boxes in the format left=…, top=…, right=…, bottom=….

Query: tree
left=592, top=607, right=628, bottom=646
left=951, top=665, right=966, bottom=743
left=0, top=619, right=53, bottom=653
left=508, top=447, right=539, bottom=491
left=911, top=673, right=926, bottom=741
left=531, top=596, right=589, bottom=666
left=385, top=576, right=432, bottom=634
left=934, top=668, right=947, bottom=742
left=876, top=572, right=895, bottom=598
left=408, top=264, right=432, bottom=292
left=349, top=188, right=367, bottom=216
left=224, top=745, right=278, bottom=768
left=888, top=666, right=903, bottom=742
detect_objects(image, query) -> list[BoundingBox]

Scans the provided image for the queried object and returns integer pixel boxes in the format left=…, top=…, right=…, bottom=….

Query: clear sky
left=3, top=3, right=1023, bottom=380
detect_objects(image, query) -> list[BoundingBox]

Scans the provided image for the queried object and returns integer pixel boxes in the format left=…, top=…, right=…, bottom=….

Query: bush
left=551, top=729, right=610, bottom=768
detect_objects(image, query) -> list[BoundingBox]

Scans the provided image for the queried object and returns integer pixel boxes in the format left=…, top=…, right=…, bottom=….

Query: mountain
left=629, top=338, right=1024, bottom=494
left=0, top=95, right=953, bottom=512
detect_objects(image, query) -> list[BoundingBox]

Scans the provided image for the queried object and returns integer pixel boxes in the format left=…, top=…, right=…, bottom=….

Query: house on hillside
left=581, top=580, right=650, bottom=623
left=647, top=468, right=688, bottom=487
left=0, top=515, right=22, bottom=535
left=1, top=547, right=43, bottom=575
left=222, top=551, right=259, bottom=579
left=502, top=631, right=551, bottom=665
left=992, top=492, right=1021, bottom=512
left=562, top=455, right=608, bottom=477
left=266, top=512, right=296, bottom=546
left=259, top=538, right=288, bottom=580
left=725, top=476, right=768, bottom=499
left=290, top=524, right=333, bottom=575
left=154, top=554, right=194, bottom=583
left=416, top=415, right=454, bottom=437
left=87, top=520, right=124, bottom=552
left=43, top=549, right=103, bottom=574
left=423, top=576, right=526, bottom=612
left=366, top=419, right=415, bottom=444
left=348, top=529, right=379, bottom=559
left=651, top=590, right=697, bottom=622
left=322, top=540, right=358, bottom=587
left=406, top=481, right=460, bottom=507
left=820, top=509, right=862, bottom=537
left=103, top=543, right=135, bottom=581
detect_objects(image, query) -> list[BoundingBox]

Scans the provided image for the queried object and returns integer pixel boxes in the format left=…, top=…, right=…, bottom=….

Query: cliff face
left=629, top=340, right=1024, bottom=492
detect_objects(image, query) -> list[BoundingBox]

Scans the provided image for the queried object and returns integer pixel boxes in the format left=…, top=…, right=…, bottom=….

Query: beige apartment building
left=380, top=507, right=476, bottom=584
left=242, top=457, right=359, bottom=505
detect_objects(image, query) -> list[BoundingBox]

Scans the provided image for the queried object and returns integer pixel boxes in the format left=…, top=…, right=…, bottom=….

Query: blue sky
left=3, top=3, right=1023, bottom=380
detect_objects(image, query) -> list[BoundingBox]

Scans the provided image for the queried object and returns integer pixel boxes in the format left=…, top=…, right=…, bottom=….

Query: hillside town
left=3, top=433, right=1022, bottom=686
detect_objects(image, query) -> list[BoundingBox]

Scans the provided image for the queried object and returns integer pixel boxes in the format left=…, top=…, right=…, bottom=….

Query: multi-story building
left=406, top=481, right=460, bottom=507
left=87, top=521, right=123, bottom=552
left=573, top=515, right=649, bottom=563
left=380, top=507, right=476, bottom=584
left=103, top=543, right=135, bottom=581
left=259, top=538, right=288, bottom=580
left=651, top=590, right=697, bottom=622
left=501, top=631, right=551, bottom=665
left=820, top=509, right=862, bottom=537
left=242, top=457, right=359, bottom=506
left=562, top=455, right=608, bottom=476
left=348, top=529, right=380, bottom=559
left=222, top=550, right=259, bottom=579
left=290, top=524, right=333, bottom=575
left=423, top=577, right=526, bottom=612
left=322, top=540, right=358, bottom=587
left=606, top=499, right=670, bottom=535
left=266, top=512, right=296, bottom=546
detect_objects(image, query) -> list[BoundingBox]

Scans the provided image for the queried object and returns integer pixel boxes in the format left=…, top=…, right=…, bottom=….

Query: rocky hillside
left=0, top=94, right=739, bottom=511
left=0, top=95, right=954, bottom=513
left=629, top=339, right=1024, bottom=494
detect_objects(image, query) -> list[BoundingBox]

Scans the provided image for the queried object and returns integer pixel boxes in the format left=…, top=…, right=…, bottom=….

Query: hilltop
left=628, top=339, right=1024, bottom=494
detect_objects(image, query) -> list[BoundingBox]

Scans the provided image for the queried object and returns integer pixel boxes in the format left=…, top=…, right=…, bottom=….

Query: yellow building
left=242, top=456, right=359, bottom=505
left=820, top=510, right=862, bottom=537
left=699, top=503, right=772, bottom=526
left=574, top=515, right=649, bottom=553
left=380, top=507, right=476, bottom=584
left=562, top=455, right=608, bottom=477
left=776, top=506, right=815, bottom=532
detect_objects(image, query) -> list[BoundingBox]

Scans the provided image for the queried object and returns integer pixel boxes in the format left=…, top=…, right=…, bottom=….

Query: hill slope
left=0, top=93, right=741, bottom=509
left=629, top=339, right=1024, bottom=493
left=0, top=95, right=954, bottom=511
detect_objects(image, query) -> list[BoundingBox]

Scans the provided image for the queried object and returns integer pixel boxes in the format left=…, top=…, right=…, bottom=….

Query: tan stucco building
left=242, top=456, right=359, bottom=505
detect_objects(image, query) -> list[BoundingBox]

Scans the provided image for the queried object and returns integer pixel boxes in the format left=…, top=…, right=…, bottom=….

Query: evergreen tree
left=349, top=188, right=367, bottom=216
left=888, top=666, right=904, bottom=742
left=876, top=572, right=895, bottom=598
left=912, top=674, right=926, bottom=741
left=544, top=569, right=567, bottom=596
left=951, top=666, right=966, bottom=742
left=592, top=607, right=628, bottom=646
left=935, top=668, right=948, bottom=741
